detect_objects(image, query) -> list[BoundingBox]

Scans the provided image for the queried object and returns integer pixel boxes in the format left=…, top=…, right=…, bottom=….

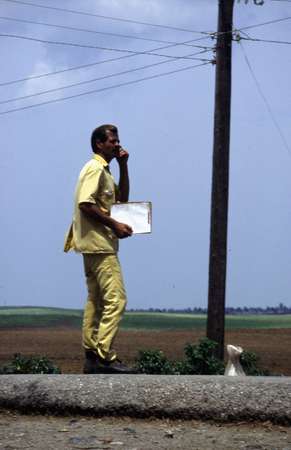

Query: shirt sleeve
left=77, top=165, right=103, bottom=205
left=63, top=223, right=74, bottom=252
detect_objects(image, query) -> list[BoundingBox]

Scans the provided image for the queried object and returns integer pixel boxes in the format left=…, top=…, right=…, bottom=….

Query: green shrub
left=135, top=349, right=175, bottom=374
left=135, top=339, right=225, bottom=375
left=176, top=338, right=225, bottom=375
left=240, top=350, right=269, bottom=376
left=0, top=353, right=61, bottom=374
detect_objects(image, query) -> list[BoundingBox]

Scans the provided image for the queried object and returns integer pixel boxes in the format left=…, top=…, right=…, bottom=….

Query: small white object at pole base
left=224, top=345, right=246, bottom=376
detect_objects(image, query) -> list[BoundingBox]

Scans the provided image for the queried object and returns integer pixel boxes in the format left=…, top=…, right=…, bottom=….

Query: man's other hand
left=113, top=222, right=133, bottom=238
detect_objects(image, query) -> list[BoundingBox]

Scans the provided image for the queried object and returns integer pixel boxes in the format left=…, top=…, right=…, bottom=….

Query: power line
left=205, top=16, right=291, bottom=47
left=235, top=15, right=291, bottom=32
left=0, top=33, right=211, bottom=60
left=0, top=35, right=212, bottom=87
left=1, top=14, right=288, bottom=88
left=0, top=15, right=212, bottom=49
left=240, top=36, right=291, bottom=45
left=0, top=49, right=211, bottom=87
left=0, top=61, right=211, bottom=116
left=3, top=0, right=290, bottom=36
left=239, top=42, right=291, bottom=157
left=0, top=50, right=212, bottom=105
left=12, top=19, right=290, bottom=61
left=0, top=0, right=207, bottom=35
left=208, top=16, right=291, bottom=40
left=0, top=57, right=124, bottom=87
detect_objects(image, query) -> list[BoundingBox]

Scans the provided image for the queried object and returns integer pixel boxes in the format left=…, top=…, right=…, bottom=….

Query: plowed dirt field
left=0, top=327, right=290, bottom=375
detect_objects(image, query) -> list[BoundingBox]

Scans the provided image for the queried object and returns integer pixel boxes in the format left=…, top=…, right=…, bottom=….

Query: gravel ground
left=1, top=411, right=291, bottom=450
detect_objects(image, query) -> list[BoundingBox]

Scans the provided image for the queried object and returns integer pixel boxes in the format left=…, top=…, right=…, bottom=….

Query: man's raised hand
left=116, top=147, right=129, bottom=165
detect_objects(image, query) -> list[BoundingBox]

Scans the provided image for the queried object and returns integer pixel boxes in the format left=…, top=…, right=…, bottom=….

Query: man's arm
left=116, top=148, right=129, bottom=202
left=79, top=202, right=132, bottom=239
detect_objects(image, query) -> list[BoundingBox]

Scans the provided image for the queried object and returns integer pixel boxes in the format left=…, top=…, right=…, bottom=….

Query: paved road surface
left=1, top=411, right=291, bottom=450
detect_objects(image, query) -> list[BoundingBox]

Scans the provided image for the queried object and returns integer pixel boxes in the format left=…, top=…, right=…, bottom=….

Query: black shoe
left=83, top=351, right=137, bottom=374
left=83, top=351, right=100, bottom=374
left=101, top=358, right=138, bottom=374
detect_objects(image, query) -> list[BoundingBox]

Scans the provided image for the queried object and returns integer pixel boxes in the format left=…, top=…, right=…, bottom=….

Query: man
left=64, top=124, right=134, bottom=374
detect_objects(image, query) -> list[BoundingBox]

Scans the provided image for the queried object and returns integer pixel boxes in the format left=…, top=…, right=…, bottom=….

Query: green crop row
left=0, top=307, right=291, bottom=329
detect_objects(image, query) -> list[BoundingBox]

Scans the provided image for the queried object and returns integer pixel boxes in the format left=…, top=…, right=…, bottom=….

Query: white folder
left=111, top=202, right=152, bottom=234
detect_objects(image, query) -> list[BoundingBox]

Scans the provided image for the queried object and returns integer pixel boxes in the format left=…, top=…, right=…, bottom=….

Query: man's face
left=96, top=130, right=120, bottom=162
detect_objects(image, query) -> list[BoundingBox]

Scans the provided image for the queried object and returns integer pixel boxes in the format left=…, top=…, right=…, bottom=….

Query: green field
left=1, top=307, right=291, bottom=330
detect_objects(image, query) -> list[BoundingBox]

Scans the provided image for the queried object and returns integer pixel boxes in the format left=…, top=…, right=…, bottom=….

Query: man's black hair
left=91, top=124, right=118, bottom=153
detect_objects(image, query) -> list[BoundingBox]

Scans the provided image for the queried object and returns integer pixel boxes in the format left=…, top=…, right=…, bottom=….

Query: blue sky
left=1, top=0, right=290, bottom=309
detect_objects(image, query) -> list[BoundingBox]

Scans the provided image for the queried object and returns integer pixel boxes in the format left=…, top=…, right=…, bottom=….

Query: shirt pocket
left=103, top=189, right=114, bottom=198
left=101, top=189, right=115, bottom=205
left=99, top=189, right=115, bottom=214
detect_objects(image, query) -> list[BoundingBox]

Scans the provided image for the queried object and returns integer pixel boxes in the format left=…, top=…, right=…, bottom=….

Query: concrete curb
left=0, top=375, right=290, bottom=424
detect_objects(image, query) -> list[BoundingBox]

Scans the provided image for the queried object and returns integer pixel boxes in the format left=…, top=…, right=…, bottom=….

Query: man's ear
left=95, top=139, right=103, bottom=151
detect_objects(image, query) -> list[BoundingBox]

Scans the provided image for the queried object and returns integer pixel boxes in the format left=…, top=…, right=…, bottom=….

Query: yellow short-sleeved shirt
left=64, top=154, right=119, bottom=254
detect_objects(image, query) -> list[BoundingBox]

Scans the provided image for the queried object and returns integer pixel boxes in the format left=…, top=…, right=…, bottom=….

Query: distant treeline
left=128, top=303, right=291, bottom=315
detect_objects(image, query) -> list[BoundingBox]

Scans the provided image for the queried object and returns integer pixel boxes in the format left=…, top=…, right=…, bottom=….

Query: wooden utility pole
left=207, top=0, right=234, bottom=360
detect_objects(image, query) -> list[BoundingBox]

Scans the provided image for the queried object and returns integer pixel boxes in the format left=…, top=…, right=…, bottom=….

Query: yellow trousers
left=82, top=253, right=127, bottom=362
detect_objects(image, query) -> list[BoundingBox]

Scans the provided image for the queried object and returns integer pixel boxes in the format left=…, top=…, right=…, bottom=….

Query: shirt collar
left=93, top=153, right=108, bottom=167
